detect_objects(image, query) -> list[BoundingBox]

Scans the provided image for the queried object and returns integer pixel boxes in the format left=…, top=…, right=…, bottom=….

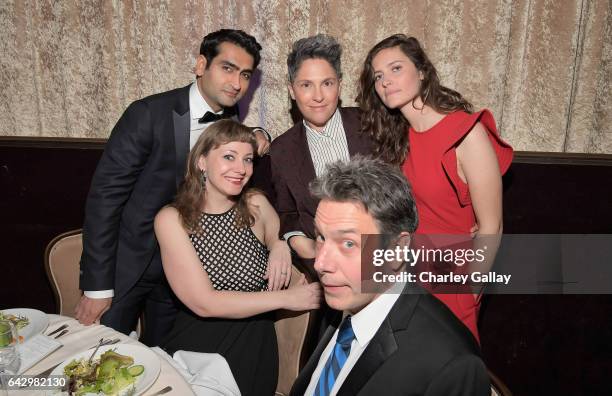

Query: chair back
left=44, top=229, right=83, bottom=317
left=489, top=369, right=512, bottom=396
left=274, top=265, right=313, bottom=396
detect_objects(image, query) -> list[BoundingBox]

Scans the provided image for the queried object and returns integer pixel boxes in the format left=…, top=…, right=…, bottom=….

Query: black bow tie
left=198, top=107, right=237, bottom=124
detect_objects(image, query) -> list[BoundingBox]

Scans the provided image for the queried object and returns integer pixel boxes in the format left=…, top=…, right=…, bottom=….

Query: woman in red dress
left=356, top=34, right=513, bottom=342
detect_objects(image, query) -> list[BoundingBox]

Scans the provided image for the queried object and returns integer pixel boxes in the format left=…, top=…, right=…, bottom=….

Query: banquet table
left=12, top=314, right=194, bottom=396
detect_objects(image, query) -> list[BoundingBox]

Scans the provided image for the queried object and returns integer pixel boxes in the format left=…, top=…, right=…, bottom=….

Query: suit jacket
left=80, top=84, right=243, bottom=300
left=290, top=284, right=490, bottom=396
left=270, top=107, right=372, bottom=239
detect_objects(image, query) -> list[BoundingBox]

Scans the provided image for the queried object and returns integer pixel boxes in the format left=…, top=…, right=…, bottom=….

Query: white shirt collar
left=349, top=281, right=405, bottom=348
left=303, top=281, right=406, bottom=395
left=189, top=81, right=221, bottom=120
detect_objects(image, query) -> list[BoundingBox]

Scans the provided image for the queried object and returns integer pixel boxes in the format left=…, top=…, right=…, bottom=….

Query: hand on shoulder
left=285, top=274, right=321, bottom=311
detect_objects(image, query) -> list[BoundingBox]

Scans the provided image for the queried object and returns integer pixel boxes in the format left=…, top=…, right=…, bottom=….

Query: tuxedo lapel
left=173, top=111, right=190, bottom=189
left=337, top=291, right=420, bottom=395
left=337, top=318, right=398, bottom=395
left=173, top=85, right=191, bottom=189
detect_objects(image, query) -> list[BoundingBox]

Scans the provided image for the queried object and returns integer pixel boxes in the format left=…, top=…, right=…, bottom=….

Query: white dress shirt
left=304, top=108, right=350, bottom=178
left=188, top=81, right=224, bottom=148
left=304, top=282, right=405, bottom=395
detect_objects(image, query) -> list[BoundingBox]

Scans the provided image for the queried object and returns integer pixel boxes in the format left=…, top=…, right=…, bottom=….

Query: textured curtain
left=0, top=0, right=610, bottom=153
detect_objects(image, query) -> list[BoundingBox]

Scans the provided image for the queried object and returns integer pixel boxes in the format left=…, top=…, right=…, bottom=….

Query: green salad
left=63, top=349, right=144, bottom=395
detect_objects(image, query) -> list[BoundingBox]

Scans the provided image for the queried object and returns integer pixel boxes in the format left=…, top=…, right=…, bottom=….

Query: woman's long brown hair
left=173, top=119, right=258, bottom=233
left=356, top=34, right=473, bottom=165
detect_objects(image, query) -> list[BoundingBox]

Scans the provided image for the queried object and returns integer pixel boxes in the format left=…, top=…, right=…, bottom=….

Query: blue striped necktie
left=314, top=316, right=355, bottom=396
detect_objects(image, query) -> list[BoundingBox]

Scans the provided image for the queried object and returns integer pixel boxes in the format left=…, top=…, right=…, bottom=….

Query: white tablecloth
left=13, top=314, right=194, bottom=396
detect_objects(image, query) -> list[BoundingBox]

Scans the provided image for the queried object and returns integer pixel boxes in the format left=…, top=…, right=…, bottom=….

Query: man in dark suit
left=290, top=157, right=490, bottom=396
left=75, top=29, right=270, bottom=346
left=270, top=34, right=371, bottom=279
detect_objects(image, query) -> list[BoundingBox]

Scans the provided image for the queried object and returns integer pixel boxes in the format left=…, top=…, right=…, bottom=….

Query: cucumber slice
left=127, top=365, right=144, bottom=377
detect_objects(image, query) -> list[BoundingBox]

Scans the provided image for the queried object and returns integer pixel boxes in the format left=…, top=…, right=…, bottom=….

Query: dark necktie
left=314, top=316, right=355, bottom=396
left=198, top=107, right=237, bottom=124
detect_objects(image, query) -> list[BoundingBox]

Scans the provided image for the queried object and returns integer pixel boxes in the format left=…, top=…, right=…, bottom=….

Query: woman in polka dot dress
left=155, top=120, right=321, bottom=395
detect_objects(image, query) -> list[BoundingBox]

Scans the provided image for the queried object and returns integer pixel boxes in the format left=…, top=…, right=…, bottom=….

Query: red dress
left=402, top=109, right=513, bottom=342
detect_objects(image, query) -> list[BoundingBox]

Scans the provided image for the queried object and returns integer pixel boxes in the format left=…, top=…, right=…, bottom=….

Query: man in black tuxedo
left=75, top=29, right=270, bottom=346
left=291, top=157, right=490, bottom=396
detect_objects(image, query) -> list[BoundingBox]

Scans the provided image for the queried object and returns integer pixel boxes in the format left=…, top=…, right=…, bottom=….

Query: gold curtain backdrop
left=0, top=0, right=610, bottom=153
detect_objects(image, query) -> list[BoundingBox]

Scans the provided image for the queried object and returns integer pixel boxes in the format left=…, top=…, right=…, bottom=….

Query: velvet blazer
left=270, top=107, right=372, bottom=239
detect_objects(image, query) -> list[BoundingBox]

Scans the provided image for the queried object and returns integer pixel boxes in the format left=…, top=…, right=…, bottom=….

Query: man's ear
left=288, top=82, right=296, bottom=100
left=195, top=55, right=207, bottom=77
left=397, top=231, right=411, bottom=247
left=390, top=232, right=411, bottom=272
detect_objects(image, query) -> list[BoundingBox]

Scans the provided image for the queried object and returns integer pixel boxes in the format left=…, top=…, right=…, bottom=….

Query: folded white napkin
left=151, top=347, right=240, bottom=396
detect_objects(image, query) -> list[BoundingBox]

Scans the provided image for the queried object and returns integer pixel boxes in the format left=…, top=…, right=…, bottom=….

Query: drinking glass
left=0, top=320, right=21, bottom=394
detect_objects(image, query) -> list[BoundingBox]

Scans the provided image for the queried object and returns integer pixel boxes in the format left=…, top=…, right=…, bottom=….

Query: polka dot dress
left=190, top=207, right=268, bottom=291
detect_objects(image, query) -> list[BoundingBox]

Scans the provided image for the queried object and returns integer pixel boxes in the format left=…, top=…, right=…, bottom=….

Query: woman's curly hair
left=356, top=34, right=473, bottom=165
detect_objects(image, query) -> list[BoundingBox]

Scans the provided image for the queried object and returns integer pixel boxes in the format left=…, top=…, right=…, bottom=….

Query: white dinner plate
left=51, top=343, right=161, bottom=396
left=1, top=308, right=49, bottom=341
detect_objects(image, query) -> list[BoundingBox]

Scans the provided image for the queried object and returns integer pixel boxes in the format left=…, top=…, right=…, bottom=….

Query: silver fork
left=87, top=338, right=105, bottom=364
left=102, top=338, right=121, bottom=347
left=88, top=337, right=121, bottom=349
